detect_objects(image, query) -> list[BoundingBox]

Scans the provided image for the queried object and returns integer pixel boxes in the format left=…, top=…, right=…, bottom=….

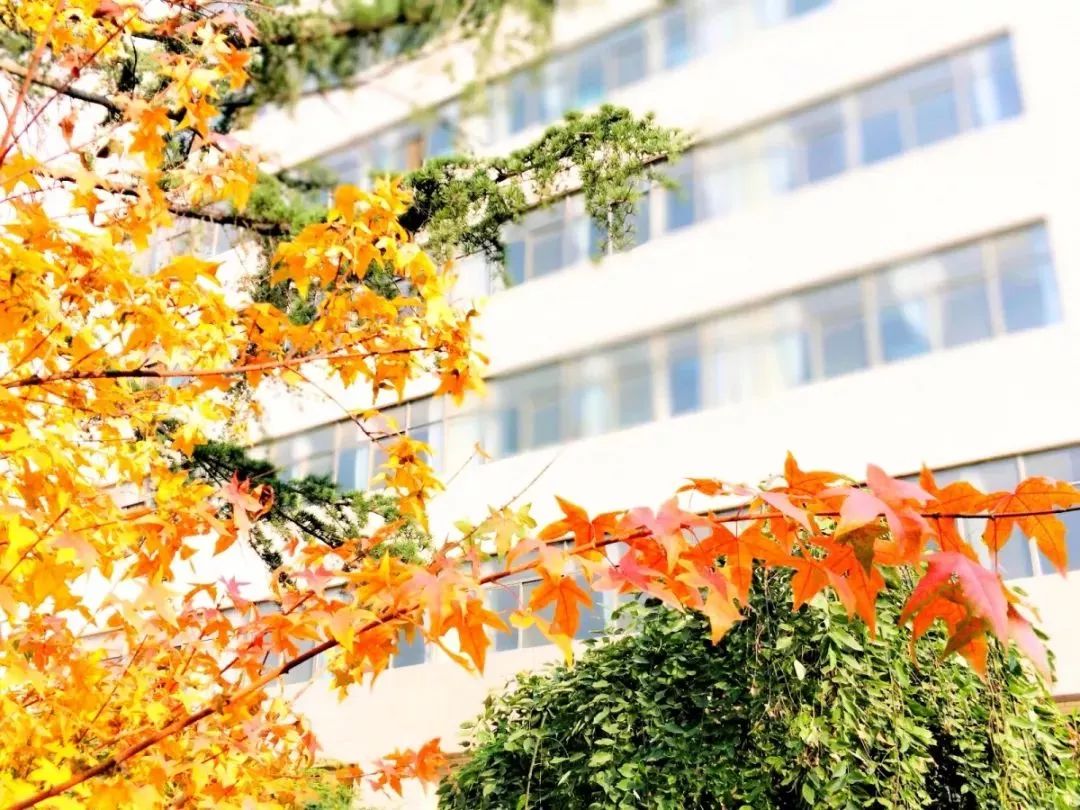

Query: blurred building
left=221, top=1, right=1080, bottom=804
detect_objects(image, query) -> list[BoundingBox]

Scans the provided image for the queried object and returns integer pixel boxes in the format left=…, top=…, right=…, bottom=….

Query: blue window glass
left=505, top=240, right=526, bottom=285
left=988, top=38, right=1022, bottom=121
left=427, top=118, right=454, bottom=157
left=575, top=48, right=606, bottom=107
left=880, top=302, right=931, bottom=362
left=822, top=320, right=868, bottom=378
left=630, top=194, right=651, bottom=247
left=615, top=344, right=653, bottom=428
left=662, top=6, right=692, bottom=68
left=499, top=408, right=520, bottom=456
left=997, top=227, right=1060, bottom=333
left=611, top=25, right=647, bottom=89
left=531, top=225, right=565, bottom=277
left=666, top=169, right=696, bottom=231
left=393, top=632, right=426, bottom=667
left=805, top=125, right=846, bottom=183
left=943, top=285, right=992, bottom=347
left=913, top=88, right=959, bottom=146
left=669, top=353, right=701, bottom=414
left=531, top=401, right=561, bottom=447
left=860, top=110, right=903, bottom=164
left=970, top=37, right=1023, bottom=126
left=939, top=244, right=991, bottom=348
left=490, top=585, right=519, bottom=651
left=509, top=71, right=540, bottom=133
left=790, top=0, right=829, bottom=14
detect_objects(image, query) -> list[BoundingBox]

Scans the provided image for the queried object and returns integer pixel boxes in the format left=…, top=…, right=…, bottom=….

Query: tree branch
left=2, top=346, right=423, bottom=389
left=10, top=497, right=1080, bottom=809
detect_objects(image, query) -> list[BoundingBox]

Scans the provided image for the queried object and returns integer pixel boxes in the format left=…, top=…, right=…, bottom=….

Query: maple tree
left=1, top=1, right=1079, bottom=808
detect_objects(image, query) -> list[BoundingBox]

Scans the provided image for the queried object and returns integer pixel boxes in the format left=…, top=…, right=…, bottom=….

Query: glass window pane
left=489, top=585, right=520, bottom=651
left=913, top=87, right=959, bottom=146
left=336, top=446, right=368, bottom=491
left=498, top=407, right=520, bottom=456
left=573, top=574, right=605, bottom=639
left=967, top=36, right=1023, bottom=126
left=532, top=224, right=565, bottom=277
left=805, top=125, right=846, bottom=183
left=571, top=356, right=613, bottom=438
left=611, top=25, right=647, bottom=89
left=668, top=330, right=701, bottom=415
left=789, top=0, right=829, bottom=15
left=781, top=103, right=847, bottom=188
left=307, top=453, right=334, bottom=479
left=575, top=47, right=606, bottom=107
left=428, top=115, right=455, bottom=157
left=802, top=280, right=867, bottom=379
left=509, top=71, right=540, bottom=133
left=700, top=157, right=740, bottom=218
left=860, top=109, right=903, bottom=164
left=880, top=302, right=931, bottom=362
left=505, top=239, right=526, bottom=285
left=532, top=402, right=561, bottom=447
left=662, top=6, right=692, bottom=68
left=617, top=371, right=652, bottom=428
left=699, top=0, right=742, bottom=51
left=393, top=631, right=426, bottom=667
left=997, top=226, right=1060, bottom=332
left=283, top=641, right=315, bottom=684
left=629, top=193, right=651, bottom=247
left=938, top=245, right=992, bottom=348
left=878, top=261, right=939, bottom=362
left=666, top=165, right=696, bottom=231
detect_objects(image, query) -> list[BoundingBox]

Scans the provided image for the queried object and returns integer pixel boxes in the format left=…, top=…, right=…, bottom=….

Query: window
left=772, top=101, right=846, bottom=190
left=666, top=159, right=696, bottom=231
left=509, top=69, right=545, bottom=133
left=800, top=279, right=868, bottom=379
left=336, top=437, right=370, bottom=491
left=614, top=342, right=654, bottom=428
left=964, top=36, right=1023, bottom=126
left=877, top=261, right=935, bottom=363
left=995, top=225, right=1060, bottom=332
left=610, top=23, right=648, bottom=90
left=495, top=366, right=563, bottom=452
left=661, top=4, right=692, bottom=68
left=393, top=630, right=426, bottom=667
left=574, top=44, right=607, bottom=108
left=938, top=244, right=991, bottom=348
left=532, top=221, right=567, bottom=277
left=570, top=355, right=614, bottom=439
left=667, top=329, right=702, bottom=415
left=908, top=62, right=959, bottom=146
left=858, top=75, right=907, bottom=165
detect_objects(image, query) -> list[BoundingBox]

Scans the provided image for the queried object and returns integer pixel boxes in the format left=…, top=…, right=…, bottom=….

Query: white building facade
left=230, top=1, right=1080, bottom=804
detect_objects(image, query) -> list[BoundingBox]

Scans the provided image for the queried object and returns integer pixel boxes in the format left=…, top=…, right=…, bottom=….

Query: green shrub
left=440, top=571, right=1080, bottom=809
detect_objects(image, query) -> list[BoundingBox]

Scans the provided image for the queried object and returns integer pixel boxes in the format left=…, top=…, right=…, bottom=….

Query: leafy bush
left=440, top=572, right=1080, bottom=809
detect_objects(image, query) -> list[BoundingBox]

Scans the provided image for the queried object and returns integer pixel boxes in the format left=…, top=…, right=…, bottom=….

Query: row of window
left=314, top=0, right=833, bottom=181
left=258, top=222, right=1060, bottom=486
left=480, top=223, right=1057, bottom=457
left=448, top=34, right=1024, bottom=293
